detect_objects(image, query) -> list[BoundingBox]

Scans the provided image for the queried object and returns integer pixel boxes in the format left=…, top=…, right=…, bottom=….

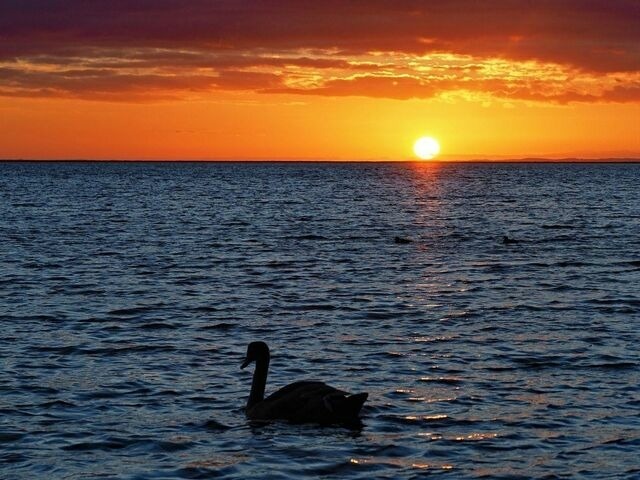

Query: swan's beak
left=240, top=357, right=251, bottom=369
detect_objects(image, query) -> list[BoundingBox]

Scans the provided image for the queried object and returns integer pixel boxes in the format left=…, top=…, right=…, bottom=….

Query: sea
left=1, top=161, right=638, bottom=479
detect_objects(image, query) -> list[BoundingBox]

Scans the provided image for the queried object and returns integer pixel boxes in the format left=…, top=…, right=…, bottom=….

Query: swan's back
left=247, top=381, right=368, bottom=424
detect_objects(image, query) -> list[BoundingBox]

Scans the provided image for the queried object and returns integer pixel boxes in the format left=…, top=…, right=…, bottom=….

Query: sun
left=413, top=136, right=441, bottom=160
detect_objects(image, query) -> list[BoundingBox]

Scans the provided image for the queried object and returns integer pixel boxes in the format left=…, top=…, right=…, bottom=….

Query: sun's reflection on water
left=405, top=414, right=449, bottom=421
left=454, top=432, right=499, bottom=441
left=408, top=396, right=458, bottom=403
left=349, top=457, right=454, bottom=471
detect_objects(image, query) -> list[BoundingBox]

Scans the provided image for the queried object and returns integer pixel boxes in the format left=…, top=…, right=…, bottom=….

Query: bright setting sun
left=413, top=136, right=441, bottom=160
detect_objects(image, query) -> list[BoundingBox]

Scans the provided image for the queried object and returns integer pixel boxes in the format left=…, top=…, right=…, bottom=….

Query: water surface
left=1, top=162, right=639, bottom=479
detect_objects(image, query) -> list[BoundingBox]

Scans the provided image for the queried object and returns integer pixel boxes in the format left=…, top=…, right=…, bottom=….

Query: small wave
left=61, top=436, right=194, bottom=453
left=601, top=437, right=640, bottom=447
left=264, top=260, right=296, bottom=268
left=139, top=322, right=177, bottom=330
left=178, top=455, right=247, bottom=476
left=368, top=351, right=404, bottom=359
left=539, top=235, right=580, bottom=243
left=12, top=202, right=43, bottom=207
left=108, top=306, right=158, bottom=316
left=1, top=452, right=28, bottom=464
left=553, top=260, right=593, bottom=267
left=20, top=385, right=59, bottom=394
left=190, top=305, right=223, bottom=313
left=246, top=281, right=278, bottom=288
left=587, top=298, right=640, bottom=310
left=541, top=224, right=576, bottom=230
left=200, top=322, right=235, bottom=330
left=39, top=400, right=76, bottom=409
left=219, top=219, right=250, bottom=226
left=26, top=314, right=59, bottom=322
left=363, top=311, right=396, bottom=320
left=62, top=439, right=129, bottom=451
left=413, top=335, right=456, bottom=343
left=153, top=439, right=196, bottom=452
left=379, top=414, right=476, bottom=427
left=582, top=362, right=638, bottom=370
left=509, top=355, right=567, bottom=369
left=95, top=249, right=118, bottom=256
left=418, top=377, right=463, bottom=384
left=202, top=419, right=232, bottom=431
left=32, top=345, right=78, bottom=355
left=286, top=234, right=329, bottom=240
left=152, top=389, right=181, bottom=397
left=0, top=432, right=25, bottom=443
left=77, top=385, right=151, bottom=400
left=287, top=304, right=336, bottom=311
left=80, top=344, right=176, bottom=356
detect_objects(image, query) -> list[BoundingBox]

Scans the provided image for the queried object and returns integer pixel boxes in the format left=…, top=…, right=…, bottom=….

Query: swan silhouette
left=240, top=341, right=368, bottom=424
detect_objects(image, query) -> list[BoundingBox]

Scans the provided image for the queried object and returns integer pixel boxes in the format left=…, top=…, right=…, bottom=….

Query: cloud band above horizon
left=1, top=1, right=639, bottom=103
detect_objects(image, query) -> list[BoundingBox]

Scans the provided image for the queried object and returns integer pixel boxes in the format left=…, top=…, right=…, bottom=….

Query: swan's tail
left=334, top=392, right=368, bottom=418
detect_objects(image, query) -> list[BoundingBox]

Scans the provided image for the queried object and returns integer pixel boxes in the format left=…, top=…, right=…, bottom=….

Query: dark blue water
left=1, top=162, right=639, bottom=479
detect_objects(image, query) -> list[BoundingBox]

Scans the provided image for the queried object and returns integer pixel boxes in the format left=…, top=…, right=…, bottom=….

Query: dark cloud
left=0, top=66, right=282, bottom=100
left=1, top=1, right=639, bottom=71
left=1, top=1, right=638, bottom=102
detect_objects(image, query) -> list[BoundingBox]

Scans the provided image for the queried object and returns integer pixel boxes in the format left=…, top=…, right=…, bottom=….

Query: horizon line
left=1, top=158, right=640, bottom=164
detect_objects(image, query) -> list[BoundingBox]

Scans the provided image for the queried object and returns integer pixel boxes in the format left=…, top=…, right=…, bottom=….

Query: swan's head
left=241, top=341, right=270, bottom=369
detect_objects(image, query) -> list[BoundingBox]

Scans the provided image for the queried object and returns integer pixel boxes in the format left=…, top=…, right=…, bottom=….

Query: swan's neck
left=248, top=354, right=269, bottom=410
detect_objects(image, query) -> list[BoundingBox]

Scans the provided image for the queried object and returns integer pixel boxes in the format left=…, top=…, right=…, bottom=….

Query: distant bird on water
left=502, top=235, right=521, bottom=245
left=394, top=236, right=413, bottom=244
left=240, top=341, right=368, bottom=425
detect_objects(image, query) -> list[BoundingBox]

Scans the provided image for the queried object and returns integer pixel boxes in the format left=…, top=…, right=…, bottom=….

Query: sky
left=1, top=1, right=639, bottom=160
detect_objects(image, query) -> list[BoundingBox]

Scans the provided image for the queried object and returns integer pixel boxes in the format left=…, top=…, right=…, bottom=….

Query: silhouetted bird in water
left=503, top=235, right=523, bottom=245
left=240, top=341, right=368, bottom=425
left=394, top=236, right=413, bottom=244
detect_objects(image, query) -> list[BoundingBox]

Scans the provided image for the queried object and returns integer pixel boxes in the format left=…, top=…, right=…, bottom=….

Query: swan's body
left=241, top=342, right=368, bottom=424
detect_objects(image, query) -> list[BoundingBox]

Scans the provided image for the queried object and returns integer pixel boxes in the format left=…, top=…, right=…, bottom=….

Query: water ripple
left=1, top=162, right=639, bottom=479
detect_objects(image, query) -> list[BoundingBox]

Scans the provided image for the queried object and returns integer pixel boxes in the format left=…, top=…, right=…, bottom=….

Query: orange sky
left=1, top=2, right=639, bottom=160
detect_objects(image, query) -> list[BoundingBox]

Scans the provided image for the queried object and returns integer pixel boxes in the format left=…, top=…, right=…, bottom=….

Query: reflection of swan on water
left=240, top=342, right=368, bottom=424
